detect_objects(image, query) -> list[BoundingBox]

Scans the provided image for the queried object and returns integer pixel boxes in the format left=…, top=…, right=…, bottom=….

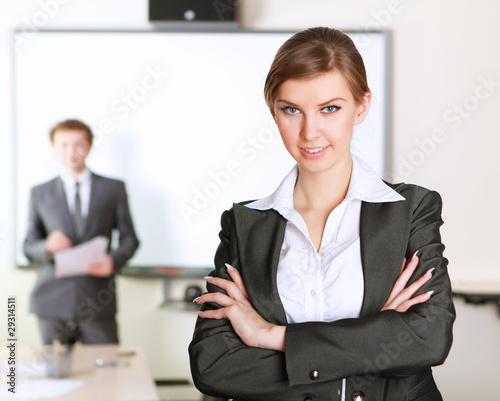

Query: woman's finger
left=385, top=253, right=419, bottom=305
left=194, top=291, right=235, bottom=308
left=396, top=268, right=434, bottom=304
left=382, top=267, right=435, bottom=311
left=225, top=263, right=249, bottom=299
left=198, top=305, right=233, bottom=320
left=399, top=257, right=407, bottom=274
left=395, top=290, right=434, bottom=313
left=400, top=267, right=435, bottom=298
left=204, top=275, right=247, bottom=302
left=397, top=252, right=419, bottom=284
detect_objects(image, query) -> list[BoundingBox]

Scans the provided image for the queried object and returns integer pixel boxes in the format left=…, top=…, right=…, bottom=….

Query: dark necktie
left=73, top=182, right=84, bottom=240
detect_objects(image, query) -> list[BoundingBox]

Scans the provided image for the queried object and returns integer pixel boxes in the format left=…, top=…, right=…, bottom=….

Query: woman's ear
left=354, top=92, right=371, bottom=125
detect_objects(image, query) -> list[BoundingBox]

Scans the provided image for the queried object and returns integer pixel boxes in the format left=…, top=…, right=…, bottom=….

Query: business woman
left=189, top=27, right=455, bottom=401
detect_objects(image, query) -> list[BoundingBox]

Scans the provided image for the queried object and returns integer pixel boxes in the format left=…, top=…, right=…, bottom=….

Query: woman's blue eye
left=322, top=105, right=339, bottom=113
left=282, top=107, right=300, bottom=115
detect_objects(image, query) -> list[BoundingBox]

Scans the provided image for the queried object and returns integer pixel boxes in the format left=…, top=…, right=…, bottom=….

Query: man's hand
left=45, top=230, right=72, bottom=254
left=86, top=255, right=114, bottom=277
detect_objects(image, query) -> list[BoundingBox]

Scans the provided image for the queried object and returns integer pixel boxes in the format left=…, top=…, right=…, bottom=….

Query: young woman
left=189, top=27, right=455, bottom=401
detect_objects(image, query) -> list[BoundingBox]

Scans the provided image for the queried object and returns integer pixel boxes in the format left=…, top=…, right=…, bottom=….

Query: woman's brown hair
left=264, top=27, right=370, bottom=107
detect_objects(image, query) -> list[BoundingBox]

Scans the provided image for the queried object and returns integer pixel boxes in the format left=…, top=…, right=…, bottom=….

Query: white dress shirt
left=60, top=168, right=92, bottom=219
left=246, top=155, right=404, bottom=400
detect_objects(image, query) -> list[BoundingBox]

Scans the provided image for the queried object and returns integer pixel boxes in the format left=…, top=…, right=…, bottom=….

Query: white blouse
left=246, top=155, right=405, bottom=400
left=246, top=155, right=404, bottom=324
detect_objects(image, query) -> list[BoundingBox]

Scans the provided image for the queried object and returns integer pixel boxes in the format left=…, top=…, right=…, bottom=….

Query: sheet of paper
left=0, top=362, right=46, bottom=376
left=1, top=379, right=83, bottom=399
left=54, top=236, right=109, bottom=278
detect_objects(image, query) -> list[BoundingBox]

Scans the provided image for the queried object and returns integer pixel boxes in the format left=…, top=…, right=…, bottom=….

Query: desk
left=452, top=282, right=500, bottom=315
left=3, top=345, right=159, bottom=401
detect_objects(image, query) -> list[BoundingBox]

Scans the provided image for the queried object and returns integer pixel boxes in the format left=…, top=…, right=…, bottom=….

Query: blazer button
left=303, top=397, right=313, bottom=401
left=309, top=370, right=320, bottom=380
left=351, top=390, right=366, bottom=401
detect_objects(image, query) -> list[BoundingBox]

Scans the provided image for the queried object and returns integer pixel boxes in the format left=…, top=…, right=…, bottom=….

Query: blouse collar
left=245, top=154, right=404, bottom=215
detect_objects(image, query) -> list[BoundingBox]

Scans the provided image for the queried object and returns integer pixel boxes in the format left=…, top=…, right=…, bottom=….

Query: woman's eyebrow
left=318, top=97, right=347, bottom=106
left=276, top=97, right=347, bottom=107
left=276, top=98, right=299, bottom=106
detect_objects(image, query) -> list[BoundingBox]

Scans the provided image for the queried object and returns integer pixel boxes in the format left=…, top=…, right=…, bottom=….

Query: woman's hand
left=195, top=264, right=286, bottom=352
left=381, top=252, right=435, bottom=312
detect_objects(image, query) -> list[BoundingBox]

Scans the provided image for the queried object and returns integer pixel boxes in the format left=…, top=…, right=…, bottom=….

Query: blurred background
left=1, top=1, right=499, bottom=400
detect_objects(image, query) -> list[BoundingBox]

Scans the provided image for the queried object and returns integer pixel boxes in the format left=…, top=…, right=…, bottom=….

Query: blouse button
left=310, top=289, right=317, bottom=297
left=319, top=252, right=326, bottom=258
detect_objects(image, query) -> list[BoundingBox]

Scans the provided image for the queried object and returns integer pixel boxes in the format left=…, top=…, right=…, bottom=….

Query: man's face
left=52, top=129, right=91, bottom=175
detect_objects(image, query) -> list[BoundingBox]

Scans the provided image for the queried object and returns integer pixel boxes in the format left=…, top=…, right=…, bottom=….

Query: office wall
left=1, top=1, right=499, bottom=399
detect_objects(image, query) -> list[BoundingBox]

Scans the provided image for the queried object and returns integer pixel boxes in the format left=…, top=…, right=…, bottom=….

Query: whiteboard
left=13, top=30, right=388, bottom=268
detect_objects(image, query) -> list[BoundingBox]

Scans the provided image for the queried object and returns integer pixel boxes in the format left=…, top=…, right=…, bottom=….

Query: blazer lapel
left=359, top=199, right=410, bottom=316
left=232, top=203, right=288, bottom=325
left=231, top=198, right=411, bottom=322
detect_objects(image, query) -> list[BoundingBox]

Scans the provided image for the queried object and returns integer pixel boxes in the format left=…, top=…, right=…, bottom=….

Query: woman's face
left=271, top=70, right=370, bottom=175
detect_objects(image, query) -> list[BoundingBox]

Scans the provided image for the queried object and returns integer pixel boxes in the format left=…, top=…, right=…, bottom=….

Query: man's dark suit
left=24, top=173, right=139, bottom=343
left=189, top=183, right=455, bottom=401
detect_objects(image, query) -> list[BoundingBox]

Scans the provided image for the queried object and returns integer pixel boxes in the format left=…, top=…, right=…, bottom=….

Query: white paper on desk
left=0, top=379, right=83, bottom=399
left=0, top=362, right=46, bottom=376
left=54, top=236, right=109, bottom=278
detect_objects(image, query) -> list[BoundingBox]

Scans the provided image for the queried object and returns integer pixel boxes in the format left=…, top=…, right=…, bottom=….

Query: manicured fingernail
left=412, top=250, right=420, bottom=259
left=203, top=276, right=213, bottom=280
left=426, top=290, right=434, bottom=297
left=192, top=297, right=200, bottom=303
left=426, top=268, right=436, bottom=276
left=225, top=263, right=235, bottom=271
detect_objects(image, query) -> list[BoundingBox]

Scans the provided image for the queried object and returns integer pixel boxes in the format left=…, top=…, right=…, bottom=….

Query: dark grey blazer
left=189, top=183, right=455, bottom=401
left=23, top=173, right=139, bottom=321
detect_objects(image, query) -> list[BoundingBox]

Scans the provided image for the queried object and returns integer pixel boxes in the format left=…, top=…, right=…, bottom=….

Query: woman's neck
left=293, top=156, right=353, bottom=214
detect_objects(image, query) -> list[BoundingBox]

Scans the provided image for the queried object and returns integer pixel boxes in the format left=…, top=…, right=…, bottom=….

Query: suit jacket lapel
left=84, top=173, right=102, bottom=239
left=232, top=203, right=288, bottom=325
left=53, top=177, right=77, bottom=240
left=359, top=199, right=410, bottom=316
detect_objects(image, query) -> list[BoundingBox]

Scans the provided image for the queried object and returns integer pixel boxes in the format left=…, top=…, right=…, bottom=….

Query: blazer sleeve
left=108, top=181, right=139, bottom=272
left=189, top=209, right=342, bottom=400
left=284, top=189, right=456, bottom=385
left=23, top=187, right=51, bottom=265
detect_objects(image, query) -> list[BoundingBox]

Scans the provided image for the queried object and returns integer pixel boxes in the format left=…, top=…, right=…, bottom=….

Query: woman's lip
left=300, top=146, right=329, bottom=158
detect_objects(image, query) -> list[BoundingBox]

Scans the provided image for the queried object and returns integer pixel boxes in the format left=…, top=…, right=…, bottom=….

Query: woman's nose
left=301, top=115, right=322, bottom=141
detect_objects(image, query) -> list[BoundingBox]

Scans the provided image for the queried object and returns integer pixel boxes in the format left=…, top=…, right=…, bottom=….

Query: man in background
left=24, top=119, right=139, bottom=344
